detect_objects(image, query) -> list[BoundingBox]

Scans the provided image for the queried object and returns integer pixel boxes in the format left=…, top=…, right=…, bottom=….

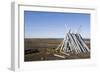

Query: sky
left=24, top=11, right=90, bottom=38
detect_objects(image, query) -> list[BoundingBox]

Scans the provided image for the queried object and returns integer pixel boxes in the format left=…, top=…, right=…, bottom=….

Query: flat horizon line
left=24, top=38, right=90, bottom=39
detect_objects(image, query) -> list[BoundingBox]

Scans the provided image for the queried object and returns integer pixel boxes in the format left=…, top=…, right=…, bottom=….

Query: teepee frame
left=56, top=25, right=90, bottom=55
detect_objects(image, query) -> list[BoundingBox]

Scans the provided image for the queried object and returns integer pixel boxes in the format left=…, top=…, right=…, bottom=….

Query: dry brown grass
left=24, top=38, right=90, bottom=62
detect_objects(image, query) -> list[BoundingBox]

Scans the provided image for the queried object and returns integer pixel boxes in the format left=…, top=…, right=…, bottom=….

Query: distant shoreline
left=24, top=38, right=90, bottom=40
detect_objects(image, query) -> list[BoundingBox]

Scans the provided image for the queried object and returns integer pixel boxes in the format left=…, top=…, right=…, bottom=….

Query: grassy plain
left=24, top=38, right=90, bottom=62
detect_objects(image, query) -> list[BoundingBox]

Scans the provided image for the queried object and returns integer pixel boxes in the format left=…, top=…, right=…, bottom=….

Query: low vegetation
left=24, top=38, right=90, bottom=61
